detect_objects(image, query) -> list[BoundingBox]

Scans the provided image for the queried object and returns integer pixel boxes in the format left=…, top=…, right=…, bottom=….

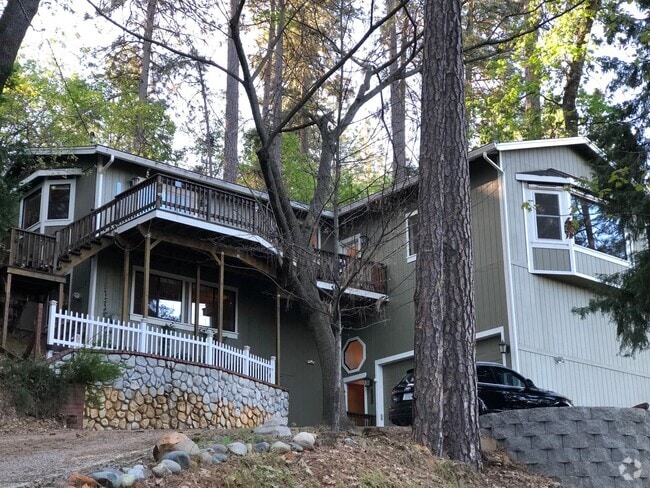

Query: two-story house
left=2, top=137, right=649, bottom=427
left=339, top=137, right=650, bottom=426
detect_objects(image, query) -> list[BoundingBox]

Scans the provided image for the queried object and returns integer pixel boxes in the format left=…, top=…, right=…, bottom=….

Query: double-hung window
left=534, top=192, right=562, bottom=240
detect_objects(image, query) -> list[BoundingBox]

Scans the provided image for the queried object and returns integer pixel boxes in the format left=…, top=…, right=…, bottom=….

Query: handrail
left=3, top=175, right=388, bottom=295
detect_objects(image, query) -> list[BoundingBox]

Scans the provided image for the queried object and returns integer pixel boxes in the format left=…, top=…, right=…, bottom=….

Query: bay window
left=571, top=195, right=627, bottom=260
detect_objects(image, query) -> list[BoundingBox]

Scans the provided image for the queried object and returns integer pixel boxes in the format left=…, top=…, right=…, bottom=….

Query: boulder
left=227, top=442, right=248, bottom=456
left=253, top=416, right=291, bottom=437
left=253, top=441, right=270, bottom=453
left=270, top=441, right=291, bottom=453
left=153, top=432, right=200, bottom=461
left=160, top=459, right=182, bottom=474
left=292, top=432, right=316, bottom=450
left=161, top=450, right=191, bottom=470
left=152, top=464, right=172, bottom=478
left=66, top=473, right=99, bottom=488
left=90, top=471, right=122, bottom=488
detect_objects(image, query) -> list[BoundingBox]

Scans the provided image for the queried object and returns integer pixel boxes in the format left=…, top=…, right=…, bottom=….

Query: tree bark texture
left=0, top=0, right=41, bottom=95
left=388, top=0, right=407, bottom=182
left=562, top=0, right=600, bottom=136
left=223, top=0, right=240, bottom=183
left=134, top=0, right=157, bottom=154
left=415, top=0, right=482, bottom=469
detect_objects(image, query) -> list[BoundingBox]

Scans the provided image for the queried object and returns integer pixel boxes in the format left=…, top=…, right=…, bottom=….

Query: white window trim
left=523, top=185, right=631, bottom=276
left=406, top=210, right=417, bottom=262
left=129, top=267, right=239, bottom=339
left=20, top=179, right=76, bottom=233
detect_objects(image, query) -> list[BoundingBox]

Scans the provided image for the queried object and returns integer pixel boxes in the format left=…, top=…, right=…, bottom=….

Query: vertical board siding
left=470, top=163, right=508, bottom=331
left=511, top=264, right=650, bottom=406
left=574, top=248, right=628, bottom=277
left=532, top=247, right=571, bottom=271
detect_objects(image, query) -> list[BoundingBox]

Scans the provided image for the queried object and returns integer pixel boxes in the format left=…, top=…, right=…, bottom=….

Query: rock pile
left=64, top=419, right=318, bottom=487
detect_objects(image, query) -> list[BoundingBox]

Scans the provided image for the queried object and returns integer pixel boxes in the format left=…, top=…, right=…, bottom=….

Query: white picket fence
left=46, top=300, right=276, bottom=384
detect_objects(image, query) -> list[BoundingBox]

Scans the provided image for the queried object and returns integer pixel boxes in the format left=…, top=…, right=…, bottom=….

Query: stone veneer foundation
left=57, top=351, right=289, bottom=431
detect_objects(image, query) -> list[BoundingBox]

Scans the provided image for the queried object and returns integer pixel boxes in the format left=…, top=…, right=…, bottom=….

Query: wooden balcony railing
left=3, top=228, right=57, bottom=271
left=2, top=174, right=388, bottom=295
left=315, top=250, right=387, bottom=295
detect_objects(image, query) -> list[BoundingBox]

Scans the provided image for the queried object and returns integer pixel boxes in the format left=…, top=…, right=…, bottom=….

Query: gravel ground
left=0, top=427, right=169, bottom=487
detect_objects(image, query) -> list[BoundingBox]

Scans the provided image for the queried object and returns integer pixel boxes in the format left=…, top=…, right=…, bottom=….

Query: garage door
left=476, top=336, right=502, bottom=363
left=382, top=358, right=413, bottom=426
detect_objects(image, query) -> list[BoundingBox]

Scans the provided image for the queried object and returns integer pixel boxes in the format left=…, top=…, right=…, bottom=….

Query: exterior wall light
left=498, top=340, right=510, bottom=355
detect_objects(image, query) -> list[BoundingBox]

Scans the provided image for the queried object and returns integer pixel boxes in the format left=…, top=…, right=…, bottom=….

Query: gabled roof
left=468, top=137, right=605, bottom=165
left=28, top=145, right=314, bottom=214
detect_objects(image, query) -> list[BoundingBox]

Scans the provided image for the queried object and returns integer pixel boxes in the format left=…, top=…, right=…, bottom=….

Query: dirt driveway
left=0, top=428, right=172, bottom=488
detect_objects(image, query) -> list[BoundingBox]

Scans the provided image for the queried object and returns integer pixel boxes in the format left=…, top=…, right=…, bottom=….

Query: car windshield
left=397, top=370, right=414, bottom=387
left=492, top=367, right=527, bottom=387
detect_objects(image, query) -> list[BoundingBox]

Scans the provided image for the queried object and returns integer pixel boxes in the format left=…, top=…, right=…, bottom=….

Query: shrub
left=59, top=349, right=124, bottom=407
left=0, top=357, right=67, bottom=417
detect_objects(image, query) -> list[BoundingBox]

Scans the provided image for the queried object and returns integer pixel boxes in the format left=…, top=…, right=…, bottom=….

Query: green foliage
left=59, top=349, right=123, bottom=386
left=59, top=349, right=123, bottom=407
left=0, top=350, right=124, bottom=417
left=0, top=61, right=176, bottom=161
left=239, top=129, right=390, bottom=206
left=573, top=250, right=650, bottom=355
left=0, top=357, right=67, bottom=418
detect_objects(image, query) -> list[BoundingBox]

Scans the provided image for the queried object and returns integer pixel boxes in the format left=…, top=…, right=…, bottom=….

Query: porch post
left=276, top=290, right=281, bottom=385
left=58, top=282, right=64, bottom=309
left=121, top=248, right=130, bottom=322
left=218, top=251, right=224, bottom=343
left=138, top=320, right=148, bottom=353
left=243, top=345, right=250, bottom=377
left=205, top=328, right=215, bottom=365
left=34, top=302, right=43, bottom=357
left=2, top=272, right=12, bottom=349
left=47, top=299, right=57, bottom=353
left=143, top=233, right=151, bottom=319
left=194, top=265, right=201, bottom=336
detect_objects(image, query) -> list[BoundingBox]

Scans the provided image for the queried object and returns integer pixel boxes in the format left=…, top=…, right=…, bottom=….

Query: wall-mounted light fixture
left=498, top=340, right=510, bottom=355
left=363, top=377, right=373, bottom=388
left=72, top=291, right=82, bottom=300
left=306, top=359, right=315, bottom=365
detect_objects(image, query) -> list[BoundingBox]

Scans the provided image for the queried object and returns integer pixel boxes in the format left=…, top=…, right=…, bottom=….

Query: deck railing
left=46, top=300, right=276, bottom=384
left=3, top=228, right=57, bottom=271
left=315, top=250, right=388, bottom=294
left=3, top=175, right=388, bottom=295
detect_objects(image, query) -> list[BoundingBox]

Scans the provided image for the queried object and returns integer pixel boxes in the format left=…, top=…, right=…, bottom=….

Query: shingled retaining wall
left=480, top=407, right=650, bottom=488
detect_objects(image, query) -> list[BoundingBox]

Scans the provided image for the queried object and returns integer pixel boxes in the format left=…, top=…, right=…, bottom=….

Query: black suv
left=388, top=361, right=572, bottom=426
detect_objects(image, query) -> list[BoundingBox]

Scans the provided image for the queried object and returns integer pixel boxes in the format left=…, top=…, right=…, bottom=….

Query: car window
left=476, top=365, right=495, bottom=384
left=397, top=371, right=414, bottom=387
left=492, top=367, right=527, bottom=387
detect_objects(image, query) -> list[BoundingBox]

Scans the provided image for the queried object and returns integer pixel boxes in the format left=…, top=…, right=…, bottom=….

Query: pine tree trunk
left=223, top=0, right=240, bottom=183
left=388, top=0, right=407, bottom=182
left=415, top=0, right=482, bottom=469
left=562, top=0, right=601, bottom=136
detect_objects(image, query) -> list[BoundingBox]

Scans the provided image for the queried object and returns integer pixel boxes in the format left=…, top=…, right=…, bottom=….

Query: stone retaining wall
left=57, top=352, right=289, bottom=431
left=480, top=407, right=650, bottom=488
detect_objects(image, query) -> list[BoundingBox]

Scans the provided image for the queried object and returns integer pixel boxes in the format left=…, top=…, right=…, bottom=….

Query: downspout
left=482, top=152, right=521, bottom=372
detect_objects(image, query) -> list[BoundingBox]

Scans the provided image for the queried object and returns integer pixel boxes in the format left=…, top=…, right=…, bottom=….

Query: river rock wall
left=57, top=352, right=289, bottom=431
